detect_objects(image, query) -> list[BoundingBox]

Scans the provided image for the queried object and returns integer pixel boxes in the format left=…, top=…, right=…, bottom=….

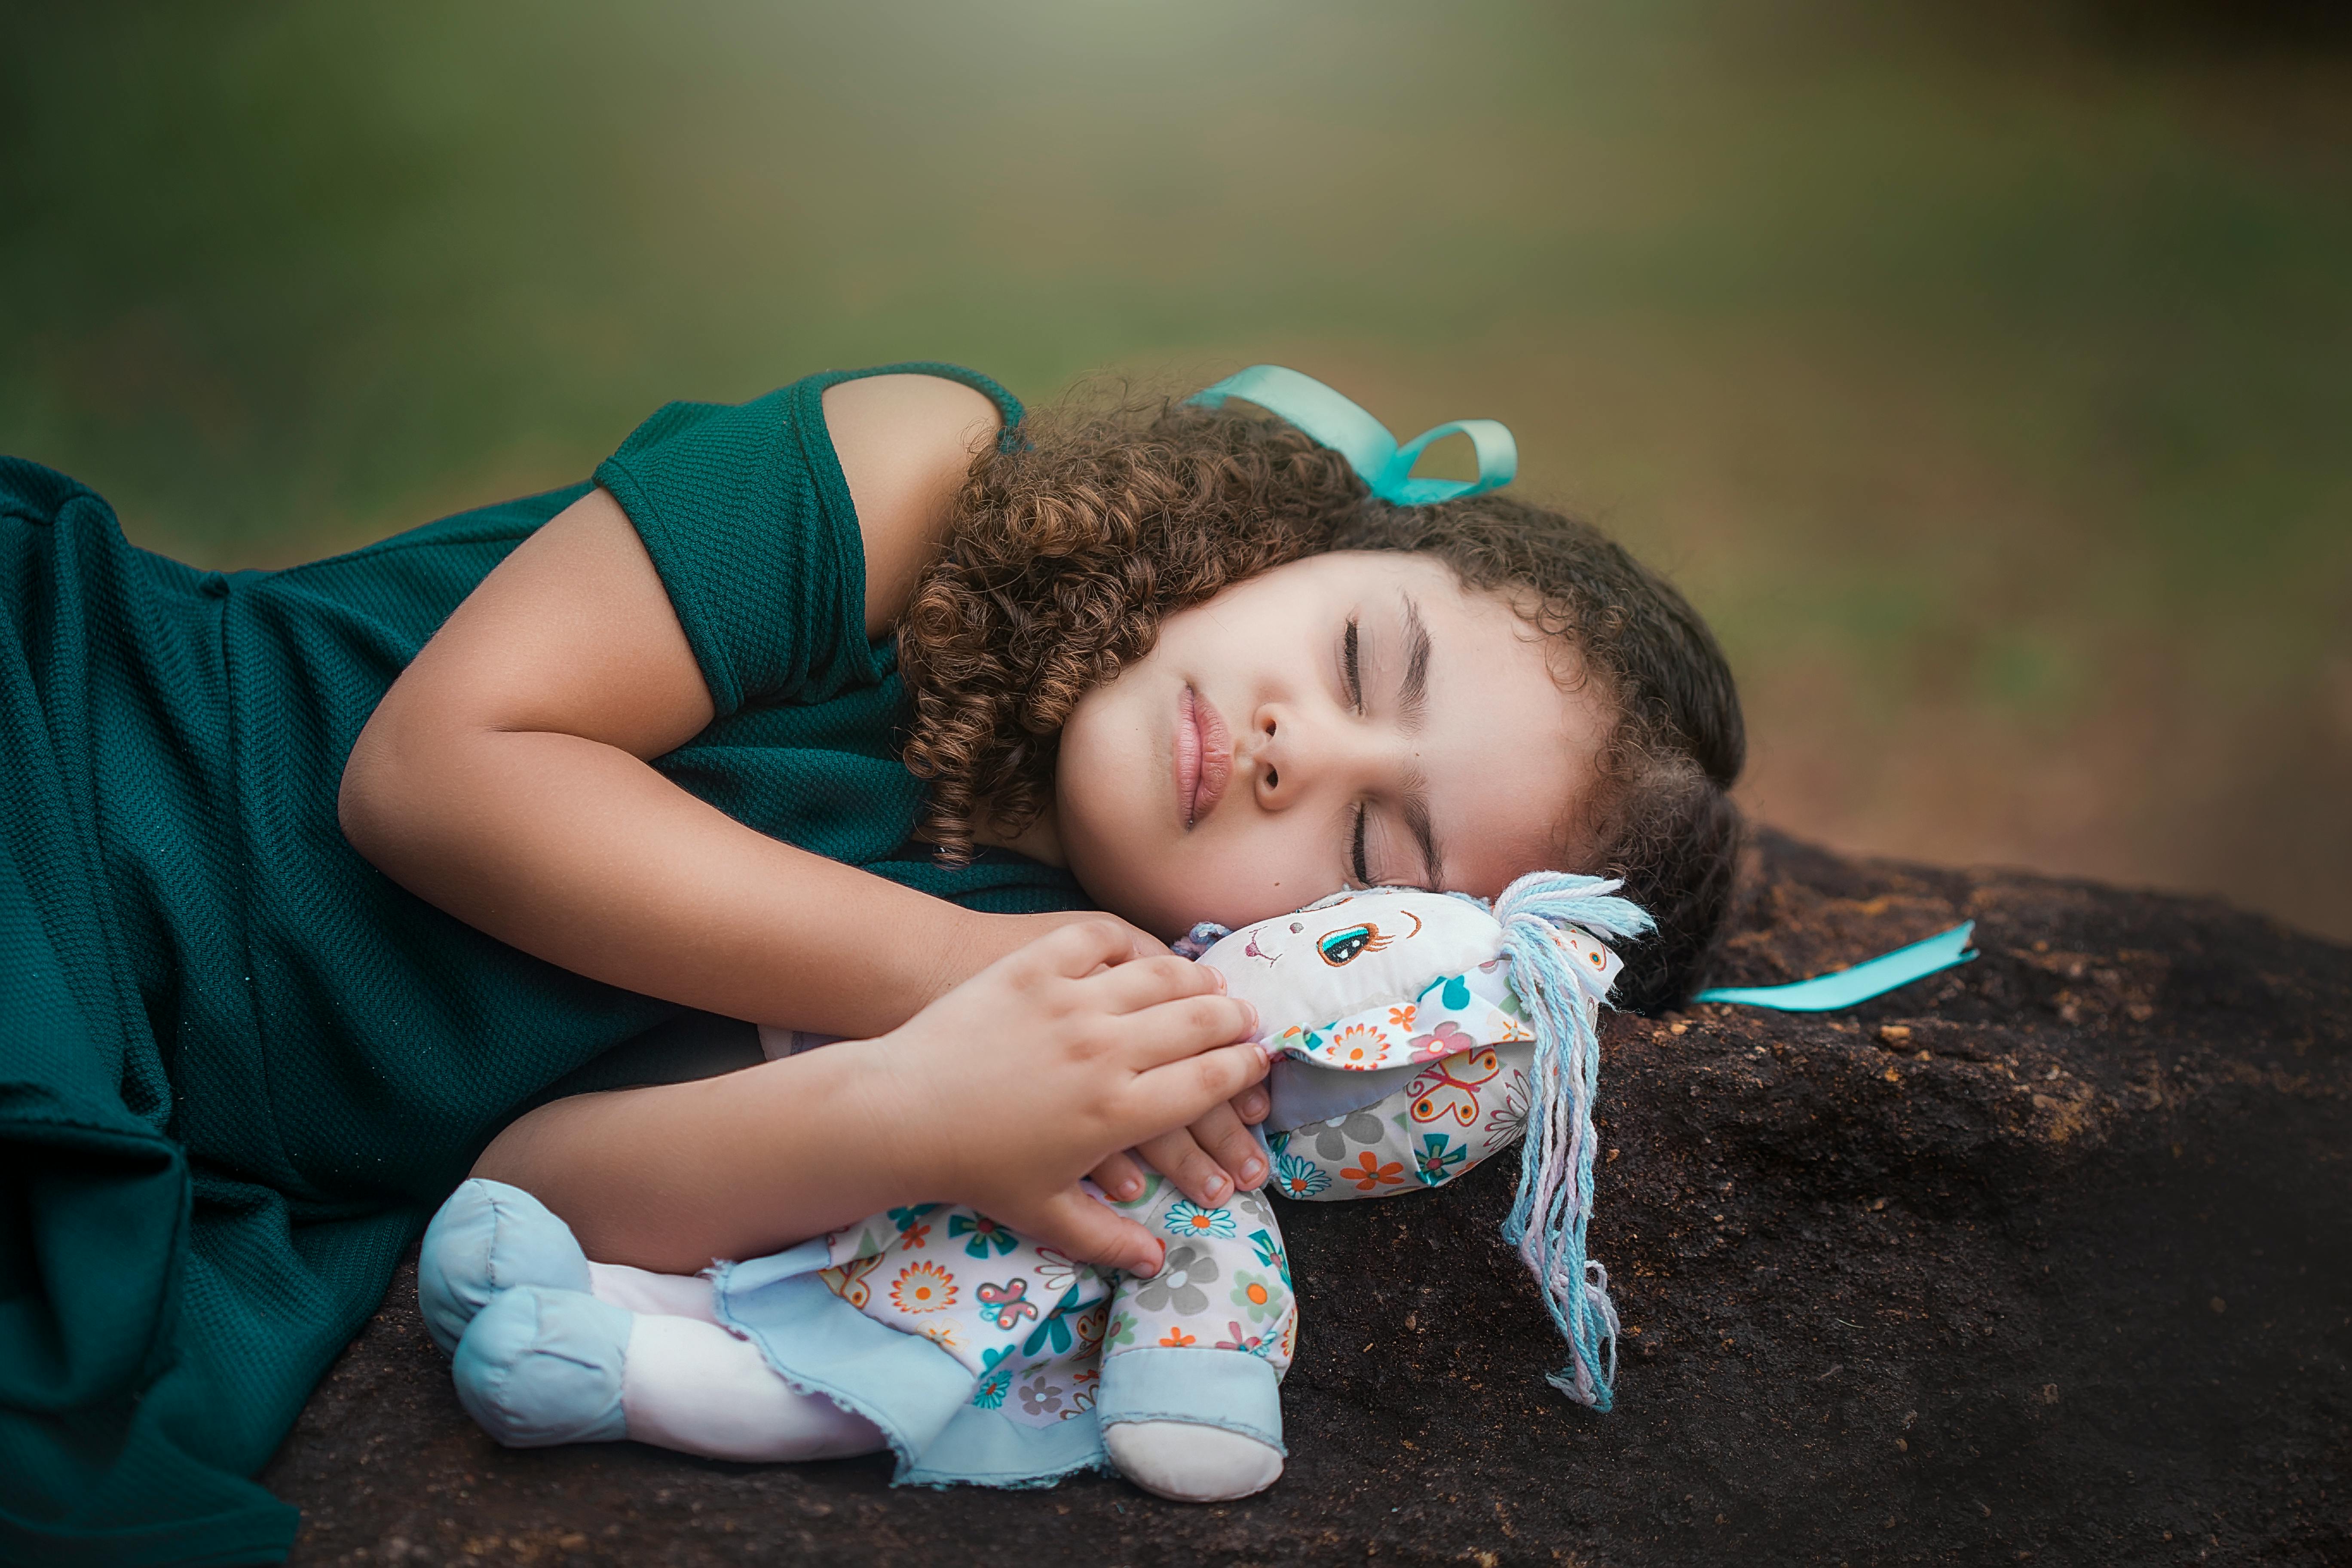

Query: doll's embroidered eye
left=1317, top=923, right=1389, bottom=965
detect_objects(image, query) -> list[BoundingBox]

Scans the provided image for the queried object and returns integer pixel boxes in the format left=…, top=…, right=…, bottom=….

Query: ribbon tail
left=1694, top=922, right=1978, bottom=1012
left=1187, top=365, right=1399, bottom=487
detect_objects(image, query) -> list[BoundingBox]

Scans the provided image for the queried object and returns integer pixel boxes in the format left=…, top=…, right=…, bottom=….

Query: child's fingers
left=1087, top=1149, right=1150, bottom=1204
left=1112, top=993, right=1261, bottom=1069
left=1232, top=1086, right=1269, bottom=1124
left=1083, top=952, right=1228, bottom=1017
left=1186, top=1101, right=1268, bottom=1191
left=1133, top=1129, right=1234, bottom=1210
left=1017, top=1188, right=1167, bottom=1278
left=1008, top=917, right=1157, bottom=983
left=1122, top=1041, right=1268, bottom=1139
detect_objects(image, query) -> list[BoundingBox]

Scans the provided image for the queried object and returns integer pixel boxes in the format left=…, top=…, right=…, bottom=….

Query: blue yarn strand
left=1493, top=872, right=1654, bottom=1410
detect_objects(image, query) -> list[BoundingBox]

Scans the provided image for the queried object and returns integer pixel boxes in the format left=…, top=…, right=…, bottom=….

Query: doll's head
left=897, top=391, right=1743, bottom=1012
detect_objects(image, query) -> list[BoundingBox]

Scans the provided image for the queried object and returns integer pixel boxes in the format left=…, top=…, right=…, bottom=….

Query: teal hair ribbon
left=1694, top=922, right=1978, bottom=1012
left=1188, top=364, right=1518, bottom=505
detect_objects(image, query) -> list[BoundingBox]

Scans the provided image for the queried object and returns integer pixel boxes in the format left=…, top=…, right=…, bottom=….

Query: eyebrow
left=1399, top=594, right=1432, bottom=733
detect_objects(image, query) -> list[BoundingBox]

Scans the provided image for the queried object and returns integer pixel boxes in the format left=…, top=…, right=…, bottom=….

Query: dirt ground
left=263, top=830, right=2351, bottom=1566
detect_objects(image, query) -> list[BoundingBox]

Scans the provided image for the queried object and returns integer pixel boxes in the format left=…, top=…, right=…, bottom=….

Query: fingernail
left=1241, top=1159, right=1265, bottom=1184
left=1209, top=1178, right=1231, bottom=1202
left=1118, top=1179, right=1141, bottom=1200
left=1239, top=999, right=1258, bottom=1031
left=1208, top=968, right=1228, bottom=993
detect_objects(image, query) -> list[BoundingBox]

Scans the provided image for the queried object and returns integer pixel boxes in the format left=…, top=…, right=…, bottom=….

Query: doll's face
left=1047, top=551, right=1612, bottom=939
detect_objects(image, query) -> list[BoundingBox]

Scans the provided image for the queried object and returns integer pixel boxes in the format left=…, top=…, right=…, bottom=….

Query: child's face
left=1050, top=551, right=1612, bottom=939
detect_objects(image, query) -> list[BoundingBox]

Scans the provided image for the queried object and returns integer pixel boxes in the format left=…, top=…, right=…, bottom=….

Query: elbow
left=337, top=721, right=404, bottom=871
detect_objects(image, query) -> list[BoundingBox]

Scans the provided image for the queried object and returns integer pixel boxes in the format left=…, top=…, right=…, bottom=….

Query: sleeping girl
left=0, top=362, right=1739, bottom=1563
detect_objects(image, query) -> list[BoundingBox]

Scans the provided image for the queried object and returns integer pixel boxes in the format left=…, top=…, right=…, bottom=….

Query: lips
left=1177, top=686, right=1232, bottom=827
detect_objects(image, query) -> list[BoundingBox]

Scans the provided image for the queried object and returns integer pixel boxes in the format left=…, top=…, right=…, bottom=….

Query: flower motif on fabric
left=1016, top=1373, right=1065, bottom=1418
left=949, top=1213, right=1018, bottom=1259
left=1279, top=1309, right=1300, bottom=1361
left=974, top=1278, right=1038, bottom=1329
left=1130, top=1243, right=1219, bottom=1315
left=1229, top=1269, right=1282, bottom=1323
left=919, top=1320, right=960, bottom=1351
left=1327, top=1022, right=1392, bottom=1068
left=1158, top=1327, right=1197, bottom=1348
left=1162, top=1200, right=1236, bottom=1240
left=1248, top=1227, right=1293, bottom=1288
left=970, top=1346, right=1016, bottom=1409
left=1387, top=1004, right=1418, bottom=1032
left=1414, top=1133, right=1468, bottom=1187
left=1339, top=1151, right=1406, bottom=1192
left=888, top=1203, right=941, bottom=1232
left=1484, top=1068, right=1531, bottom=1142
left=1022, top=1293, right=1082, bottom=1357
left=1406, top=1020, right=1474, bottom=1064
left=1272, top=1153, right=1328, bottom=1200
left=890, top=1260, right=957, bottom=1314
left=1032, top=1249, right=1082, bottom=1297
left=1215, top=1321, right=1270, bottom=1356
left=1105, top=1311, right=1138, bottom=1349
left=1308, top=1109, right=1387, bottom=1163
left=1485, top=1007, right=1535, bottom=1044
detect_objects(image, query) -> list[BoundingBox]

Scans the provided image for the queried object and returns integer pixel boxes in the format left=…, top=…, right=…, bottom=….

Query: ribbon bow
left=1188, top=364, right=1517, bottom=505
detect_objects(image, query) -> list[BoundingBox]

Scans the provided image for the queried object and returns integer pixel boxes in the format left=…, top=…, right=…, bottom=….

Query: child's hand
left=1086, top=1087, right=1270, bottom=1212
left=864, top=920, right=1265, bottom=1277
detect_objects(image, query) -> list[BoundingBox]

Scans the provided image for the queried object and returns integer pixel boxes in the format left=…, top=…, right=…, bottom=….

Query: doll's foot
left=451, top=1285, right=630, bottom=1447
left=1104, top=1420, right=1285, bottom=1502
left=419, top=1178, right=591, bottom=1356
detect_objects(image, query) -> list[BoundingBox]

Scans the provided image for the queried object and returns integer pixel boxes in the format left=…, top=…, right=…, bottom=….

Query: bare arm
left=339, top=374, right=1041, bottom=1035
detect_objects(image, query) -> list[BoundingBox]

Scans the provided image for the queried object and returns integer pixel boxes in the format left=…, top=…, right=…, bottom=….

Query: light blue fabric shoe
left=451, top=1285, right=633, bottom=1448
left=418, top=1178, right=591, bottom=1356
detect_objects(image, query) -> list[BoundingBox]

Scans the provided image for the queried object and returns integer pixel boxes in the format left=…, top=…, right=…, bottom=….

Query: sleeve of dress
left=591, top=365, right=1024, bottom=720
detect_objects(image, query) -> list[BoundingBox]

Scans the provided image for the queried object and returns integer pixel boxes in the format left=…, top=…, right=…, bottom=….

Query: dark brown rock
left=265, top=830, right=2352, bottom=1565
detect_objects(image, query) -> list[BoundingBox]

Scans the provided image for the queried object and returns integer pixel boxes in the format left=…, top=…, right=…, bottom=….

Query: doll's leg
left=586, top=1261, right=722, bottom=1321
left=418, top=1178, right=592, bottom=1354
left=453, top=1284, right=886, bottom=1461
left=421, top=1178, right=729, bottom=1347
left=1098, top=1185, right=1297, bottom=1502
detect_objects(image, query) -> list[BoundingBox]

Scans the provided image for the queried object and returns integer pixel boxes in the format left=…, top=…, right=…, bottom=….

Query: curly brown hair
left=897, top=391, right=1744, bottom=1012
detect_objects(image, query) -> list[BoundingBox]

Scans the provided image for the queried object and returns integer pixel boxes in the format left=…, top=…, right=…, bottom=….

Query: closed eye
left=1351, top=802, right=1370, bottom=884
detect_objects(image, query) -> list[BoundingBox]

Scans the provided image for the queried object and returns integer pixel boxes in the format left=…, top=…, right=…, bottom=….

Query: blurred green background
left=5, top=1, right=2348, bottom=939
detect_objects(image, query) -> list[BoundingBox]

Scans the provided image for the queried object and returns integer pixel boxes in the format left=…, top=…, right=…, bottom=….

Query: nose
left=1248, top=699, right=1386, bottom=808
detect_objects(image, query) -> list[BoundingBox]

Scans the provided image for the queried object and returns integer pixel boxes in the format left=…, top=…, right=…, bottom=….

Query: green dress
left=0, top=364, right=1084, bottom=1565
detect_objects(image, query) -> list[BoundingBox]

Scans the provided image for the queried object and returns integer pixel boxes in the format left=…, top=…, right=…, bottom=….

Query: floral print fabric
left=811, top=1176, right=1295, bottom=1442
left=1263, top=953, right=1555, bottom=1202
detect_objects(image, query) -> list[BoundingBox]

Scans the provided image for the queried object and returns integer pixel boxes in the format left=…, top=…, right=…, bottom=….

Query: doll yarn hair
left=897, top=386, right=1744, bottom=1013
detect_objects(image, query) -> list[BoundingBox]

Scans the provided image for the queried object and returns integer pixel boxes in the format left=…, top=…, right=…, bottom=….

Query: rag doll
left=417, top=874, right=1657, bottom=1501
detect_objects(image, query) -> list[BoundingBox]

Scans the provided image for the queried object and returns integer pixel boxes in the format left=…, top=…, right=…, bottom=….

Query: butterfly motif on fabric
left=975, top=1278, right=1040, bottom=1329
left=1406, top=1046, right=1504, bottom=1127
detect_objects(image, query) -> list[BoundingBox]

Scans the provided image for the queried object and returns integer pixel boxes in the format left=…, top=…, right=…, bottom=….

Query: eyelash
left=1343, top=615, right=1370, bottom=883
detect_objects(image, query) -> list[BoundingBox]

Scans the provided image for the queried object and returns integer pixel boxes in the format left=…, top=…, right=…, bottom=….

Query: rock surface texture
left=265, top=831, right=2351, bottom=1565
